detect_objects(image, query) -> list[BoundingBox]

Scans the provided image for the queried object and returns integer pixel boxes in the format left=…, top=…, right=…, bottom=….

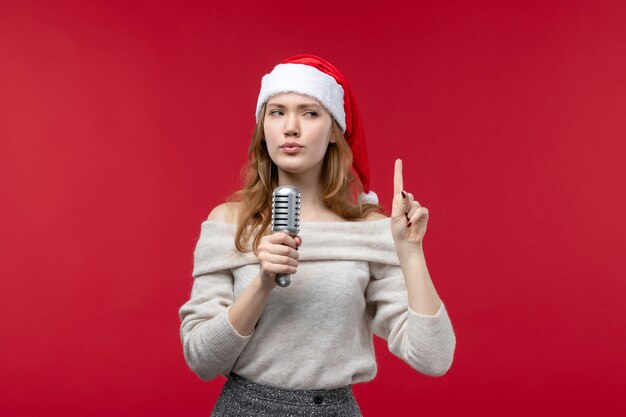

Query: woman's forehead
left=267, top=92, right=322, bottom=107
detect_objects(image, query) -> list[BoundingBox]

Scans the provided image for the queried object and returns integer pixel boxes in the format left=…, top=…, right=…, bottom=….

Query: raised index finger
left=394, top=158, right=403, bottom=196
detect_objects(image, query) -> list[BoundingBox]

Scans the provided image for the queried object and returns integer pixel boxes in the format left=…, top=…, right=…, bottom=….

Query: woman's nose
left=283, top=114, right=300, bottom=137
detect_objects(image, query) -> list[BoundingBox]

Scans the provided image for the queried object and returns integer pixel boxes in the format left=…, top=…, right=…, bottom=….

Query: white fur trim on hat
left=255, top=63, right=346, bottom=132
left=359, top=190, right=379, bottom=204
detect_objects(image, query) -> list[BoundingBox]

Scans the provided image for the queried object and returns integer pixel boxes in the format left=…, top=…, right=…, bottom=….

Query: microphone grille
left=271, top=186, right=301, bottom=235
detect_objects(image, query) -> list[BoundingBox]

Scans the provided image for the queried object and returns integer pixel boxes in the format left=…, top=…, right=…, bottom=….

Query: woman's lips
left=280, top=146, right=303, bottom=154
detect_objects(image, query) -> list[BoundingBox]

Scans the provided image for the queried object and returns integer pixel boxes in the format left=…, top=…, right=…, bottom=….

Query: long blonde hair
left=225, top=102, right=385, bottom=255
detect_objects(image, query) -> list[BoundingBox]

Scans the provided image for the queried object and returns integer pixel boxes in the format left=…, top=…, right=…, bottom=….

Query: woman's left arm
left=390, top=158, right=443, bottom=316
left=396, top=244, right=443, bottom=316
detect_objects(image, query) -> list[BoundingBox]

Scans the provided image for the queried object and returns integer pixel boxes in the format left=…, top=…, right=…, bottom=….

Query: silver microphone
left=271, top=185, right=301, bottom=287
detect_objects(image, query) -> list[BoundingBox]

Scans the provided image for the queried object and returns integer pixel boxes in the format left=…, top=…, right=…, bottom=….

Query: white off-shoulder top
left=179, top=217, right=456, bottom=390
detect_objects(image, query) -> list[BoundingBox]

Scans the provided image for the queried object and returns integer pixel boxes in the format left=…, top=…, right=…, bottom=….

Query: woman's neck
left=277, top=171, right=332, bottom=221
left=297, top=193, right=349, bottom=221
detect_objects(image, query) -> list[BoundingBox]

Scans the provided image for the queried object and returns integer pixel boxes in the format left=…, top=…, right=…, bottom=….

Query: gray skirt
left=210, top=373, right=363, bottom=417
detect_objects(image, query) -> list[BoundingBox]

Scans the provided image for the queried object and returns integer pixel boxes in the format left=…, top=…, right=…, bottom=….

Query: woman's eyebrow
left=267, top=102, right=321, bottom=109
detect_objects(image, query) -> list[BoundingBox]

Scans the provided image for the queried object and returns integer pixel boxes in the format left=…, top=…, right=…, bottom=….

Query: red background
left=1, top=1, right=625, bottom=416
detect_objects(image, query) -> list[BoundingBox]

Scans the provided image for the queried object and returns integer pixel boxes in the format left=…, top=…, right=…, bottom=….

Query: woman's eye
left=268, top=110, right=317, bottom=117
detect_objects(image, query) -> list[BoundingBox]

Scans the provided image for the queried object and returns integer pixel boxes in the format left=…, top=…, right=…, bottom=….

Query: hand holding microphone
left=257, top=185, right=302, bottom=289
left=257, top=233, right=301, bottom=289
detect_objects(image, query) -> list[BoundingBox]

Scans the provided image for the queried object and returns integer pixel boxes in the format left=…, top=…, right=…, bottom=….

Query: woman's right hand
left=257, top=232, right=302, bottom=288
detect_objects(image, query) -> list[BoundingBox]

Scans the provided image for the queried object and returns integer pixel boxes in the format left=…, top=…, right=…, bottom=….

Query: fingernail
left=401, top=191, right=406, bottom=199
left=407, top=221, right=412, bottom=227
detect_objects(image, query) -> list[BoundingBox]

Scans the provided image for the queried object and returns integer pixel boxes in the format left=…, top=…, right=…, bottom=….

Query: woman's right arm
left=227, top=225, right=301, bottom=336
left=179, top=203, right=301, bottom=381
left=206, top=203, right=302, bottom=336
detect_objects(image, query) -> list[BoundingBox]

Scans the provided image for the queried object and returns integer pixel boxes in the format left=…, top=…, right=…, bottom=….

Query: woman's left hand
left=390, top=158, right=429, bottom=247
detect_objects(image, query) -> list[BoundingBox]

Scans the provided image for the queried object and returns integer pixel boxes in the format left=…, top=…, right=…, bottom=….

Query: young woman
left=179, top=54, right=456, bottom=416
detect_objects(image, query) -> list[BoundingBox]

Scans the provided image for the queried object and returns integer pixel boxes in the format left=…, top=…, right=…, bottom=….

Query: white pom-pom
left=359, top=190, right=379, bottom=204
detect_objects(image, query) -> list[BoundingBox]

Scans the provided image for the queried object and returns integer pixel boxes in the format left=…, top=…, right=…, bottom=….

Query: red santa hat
left=255, top=54, right=378, bottom=204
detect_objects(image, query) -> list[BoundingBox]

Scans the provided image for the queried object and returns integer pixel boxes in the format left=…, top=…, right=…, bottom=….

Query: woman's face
left=263, top=92, right=335, bottom=179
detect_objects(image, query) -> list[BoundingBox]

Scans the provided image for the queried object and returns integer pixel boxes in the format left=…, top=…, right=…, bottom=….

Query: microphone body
left=271, top=185, right=301, bottom=287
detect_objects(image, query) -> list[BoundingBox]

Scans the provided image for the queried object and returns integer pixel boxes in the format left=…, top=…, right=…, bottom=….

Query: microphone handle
left=275, top=273, right=291, bottom=287
left=276, top=232, right=294, bottom=287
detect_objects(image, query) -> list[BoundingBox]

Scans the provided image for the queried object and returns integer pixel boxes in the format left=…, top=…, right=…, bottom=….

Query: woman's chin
left=272, top=156, right=324, bottom=176
left=275, top=162, right=312, bottom=175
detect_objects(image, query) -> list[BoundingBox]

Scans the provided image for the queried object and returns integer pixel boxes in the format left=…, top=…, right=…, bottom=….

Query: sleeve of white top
left=366, top=261, right=456, bottom=377
left=178, top=222, right=257, bottom=381
left=179, top=268, right=254, bottom=381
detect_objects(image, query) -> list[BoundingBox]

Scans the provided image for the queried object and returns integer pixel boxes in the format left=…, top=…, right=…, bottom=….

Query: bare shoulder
left=206, top=201, right=241, bottom=224
left=362, top=211, right=388, bottom=222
